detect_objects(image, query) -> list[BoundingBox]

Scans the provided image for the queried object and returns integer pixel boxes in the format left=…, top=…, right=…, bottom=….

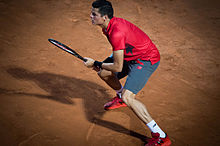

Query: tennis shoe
left=145, top=132, right=171, bottom=146
left=104, top=95, right=127, bottom=110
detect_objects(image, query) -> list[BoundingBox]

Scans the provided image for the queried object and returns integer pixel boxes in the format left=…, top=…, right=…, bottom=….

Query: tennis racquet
left=48, top=38, right=87, bottom=62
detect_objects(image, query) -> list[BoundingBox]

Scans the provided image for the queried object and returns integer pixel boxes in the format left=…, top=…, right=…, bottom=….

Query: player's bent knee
left=98, top=69, right=113, bottom=80
left=121, top=90, right=136, bottom=106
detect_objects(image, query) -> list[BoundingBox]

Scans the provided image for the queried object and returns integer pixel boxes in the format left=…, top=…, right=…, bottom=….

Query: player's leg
left=98, top=69, right=128, bottom=110
left=98, top=69, right=121, bottom=91
left=121, top=60, right=171, bottom=145
left=98, top=55, right=122, bottom=91
left=97, top=56, right=129, bottom=110
left=122, top=90, right=169, bottom=139
left=122, top=89, right=153, bottom=123
left=123, top=92, right=172, bottom=146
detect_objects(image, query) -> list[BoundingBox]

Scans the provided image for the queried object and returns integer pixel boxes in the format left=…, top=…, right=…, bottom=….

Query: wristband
left=94, top=61, right=103, bottom=69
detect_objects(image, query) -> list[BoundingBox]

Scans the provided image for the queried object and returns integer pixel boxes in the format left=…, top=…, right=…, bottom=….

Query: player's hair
left=92, top=0, right=114, bottom=19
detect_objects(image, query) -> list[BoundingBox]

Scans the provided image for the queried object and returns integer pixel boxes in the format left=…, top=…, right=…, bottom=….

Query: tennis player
left=84, top=0, right=171, bottom=145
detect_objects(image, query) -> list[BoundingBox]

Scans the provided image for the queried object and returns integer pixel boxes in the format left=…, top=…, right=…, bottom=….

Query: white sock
left=147, top=120, right=166, bottom=138
left=115, top=85, right=123, bottom=98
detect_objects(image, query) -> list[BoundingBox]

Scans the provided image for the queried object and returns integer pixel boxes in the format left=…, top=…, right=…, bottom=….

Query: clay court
left=0, top=0, right=219, bottom=145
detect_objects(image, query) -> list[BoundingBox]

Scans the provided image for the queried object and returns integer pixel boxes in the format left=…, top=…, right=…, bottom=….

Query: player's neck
left=99, top=19, right=110, bottom=29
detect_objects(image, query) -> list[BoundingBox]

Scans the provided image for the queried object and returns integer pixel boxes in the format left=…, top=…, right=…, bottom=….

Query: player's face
left=90, top=7, right=104, bottom=25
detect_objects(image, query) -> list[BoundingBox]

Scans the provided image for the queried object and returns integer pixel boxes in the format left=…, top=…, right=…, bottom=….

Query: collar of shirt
left=102, top=17, right=116, bottom=36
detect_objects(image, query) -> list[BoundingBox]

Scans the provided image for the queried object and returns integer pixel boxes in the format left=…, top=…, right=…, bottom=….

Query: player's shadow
left=5, top=67, right=147, bottom=142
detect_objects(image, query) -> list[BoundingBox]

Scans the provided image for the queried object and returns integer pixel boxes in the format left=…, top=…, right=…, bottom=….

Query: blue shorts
left=103, top=57, right=160, bottom=94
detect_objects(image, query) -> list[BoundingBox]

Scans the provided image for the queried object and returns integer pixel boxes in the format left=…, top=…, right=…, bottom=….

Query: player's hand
left=84, top=57, right=95, bottom=68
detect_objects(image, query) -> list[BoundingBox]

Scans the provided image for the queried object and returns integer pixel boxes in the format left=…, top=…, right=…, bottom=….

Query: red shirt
left=102, top=17, right=160, bottom=65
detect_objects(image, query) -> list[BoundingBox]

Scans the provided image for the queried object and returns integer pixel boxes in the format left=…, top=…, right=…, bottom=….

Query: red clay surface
left=0, top=0, right=220, bottom=145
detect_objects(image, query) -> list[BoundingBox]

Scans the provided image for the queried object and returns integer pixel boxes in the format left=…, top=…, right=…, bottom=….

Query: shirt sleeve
left=109, top=30, right=125, bottom=51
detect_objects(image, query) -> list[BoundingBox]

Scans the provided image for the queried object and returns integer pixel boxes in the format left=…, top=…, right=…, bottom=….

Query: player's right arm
left=101, top=30, right=125, bottom=72
left=84, top=50, right=123, bottom=72
left=101, top=50, right=124, bottom=72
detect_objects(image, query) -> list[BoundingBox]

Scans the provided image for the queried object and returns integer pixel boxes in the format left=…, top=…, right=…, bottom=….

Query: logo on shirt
left=125, top=44, right=134, bottom=55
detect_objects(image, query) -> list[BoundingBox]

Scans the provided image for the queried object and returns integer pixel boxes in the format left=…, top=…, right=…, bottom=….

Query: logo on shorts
left=137, top=66, right=142, bottom=70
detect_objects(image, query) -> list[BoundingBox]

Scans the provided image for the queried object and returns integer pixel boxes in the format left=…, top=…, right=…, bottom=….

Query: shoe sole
left=161, top=140, right=171, bottom=146
left=104, top=104, right=127, bottom=110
